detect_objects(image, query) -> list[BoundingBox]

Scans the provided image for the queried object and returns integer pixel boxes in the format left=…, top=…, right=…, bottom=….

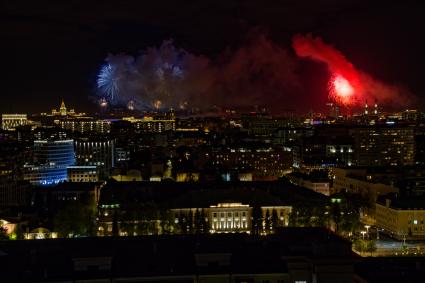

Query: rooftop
left=0, top=228, right=355, bottom=282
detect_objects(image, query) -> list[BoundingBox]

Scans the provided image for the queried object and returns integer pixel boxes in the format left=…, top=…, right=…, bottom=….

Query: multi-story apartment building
left=376, top=197, right=425, bottom=240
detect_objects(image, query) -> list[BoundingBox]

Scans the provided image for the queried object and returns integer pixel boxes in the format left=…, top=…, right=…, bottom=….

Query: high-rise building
left=350, top=124, right=415, bottom=166
left=24, top=139, right=75, bottom=185
left=59, top=100, right=67, bottom=116
left=49, top=100, right=83, bottom=117
left=1, top=114, right=28, bottom=130
left=75, top=139, right=115, bottom=179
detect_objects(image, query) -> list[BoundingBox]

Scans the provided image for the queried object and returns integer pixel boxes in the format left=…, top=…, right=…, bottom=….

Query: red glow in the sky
left=292, top=34, right=360, bottom=106
left=330, top=74, right=355, bottom=105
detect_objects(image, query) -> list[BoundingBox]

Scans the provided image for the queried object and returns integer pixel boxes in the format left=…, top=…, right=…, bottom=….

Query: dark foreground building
left=0, top=228, right=359, bottom=283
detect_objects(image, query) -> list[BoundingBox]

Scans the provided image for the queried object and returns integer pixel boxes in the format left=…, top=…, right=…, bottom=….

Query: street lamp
left=361, top=231, right=366, bottom=240
left=364, top=225, right=370, bottom=239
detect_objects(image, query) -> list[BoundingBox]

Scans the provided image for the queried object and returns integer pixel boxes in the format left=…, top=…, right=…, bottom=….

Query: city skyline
left=1, top=2, right=425, bottom=282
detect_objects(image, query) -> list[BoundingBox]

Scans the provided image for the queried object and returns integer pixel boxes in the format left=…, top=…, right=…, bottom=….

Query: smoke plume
left=292, top=33, right=412, bottom=107
left=96, top=36, right=300, bottom=112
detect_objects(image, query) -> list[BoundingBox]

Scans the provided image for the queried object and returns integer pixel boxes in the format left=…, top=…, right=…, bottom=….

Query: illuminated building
left=115, top=147, right=130, bottom=163
left=24, top=139, right=75, bottom=186
left=48, top=100, right=85, bottom=117
left=176, top=172, right=200, bottom=182
left=376, top=197, right=425, bottom=240
left=326, top=102, right=340, bottom=118
left=238, top=172, right=253, bottom=181
left=288, top=172, right=330, bottom=196
left=272, top=127, right=313, bottom=146
left=24, top=227, right=58, bottom=239
left=122, top=115, right=175, bottom=133
left=1, top=114, right=28, bottom=130
left=51, top=100, right=68, bottom=116
left=67, top=165, right=99, bottom=182
left=60, top=100, right=67, bottom=116
left=60, top=118, right=111, bottom=134
left=0, top=219, right=17, bottom=236
left=401, top=109, right=418, bottom=121
left=332, top=167, right=399, bottom=220
left=241, top=112, right=292, bottom=136
left=292, top=135, right=354, bottom=171
left=171, top=202, right=291, bottom=234
left=374, top=99, right=379, bottom=115
left=75, top=138, right=115, bottom=179
left=111, top=169, right=142, bottom=182
left=202, top=146, right=292, bottom=180
left=208, top=203, right=250, bottom=232
left=350, top=124, right=415, bottom=166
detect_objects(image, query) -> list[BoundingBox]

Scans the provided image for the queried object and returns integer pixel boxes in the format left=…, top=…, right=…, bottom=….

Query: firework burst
left=97, top=64, right=120, bottom=102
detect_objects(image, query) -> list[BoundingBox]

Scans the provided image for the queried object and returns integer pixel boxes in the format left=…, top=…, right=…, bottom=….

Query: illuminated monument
left=59, top=100, right=67, bottom=116
left=47, top=100, right=84, bottom=117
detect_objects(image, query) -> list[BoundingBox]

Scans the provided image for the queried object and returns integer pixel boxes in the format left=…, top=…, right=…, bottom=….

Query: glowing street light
left=364, top=225, right=370, bottom=239
left=361, top=231, right=366, bottom=240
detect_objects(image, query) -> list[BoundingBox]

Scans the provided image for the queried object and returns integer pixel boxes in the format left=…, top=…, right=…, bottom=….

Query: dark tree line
left=177, top=209, right=209, bottom=234
left=251, top=207, right=280, bottom=235
left=288, top=192, right=364, bottom=238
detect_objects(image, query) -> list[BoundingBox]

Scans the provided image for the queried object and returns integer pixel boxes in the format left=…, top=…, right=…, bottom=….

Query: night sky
left=1, top=0, right=424, bottom=114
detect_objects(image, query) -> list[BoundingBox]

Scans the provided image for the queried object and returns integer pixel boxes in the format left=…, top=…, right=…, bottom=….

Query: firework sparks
left=329, top=74, right=355, bottom=105
left=97, top=64, right=120, bottom=102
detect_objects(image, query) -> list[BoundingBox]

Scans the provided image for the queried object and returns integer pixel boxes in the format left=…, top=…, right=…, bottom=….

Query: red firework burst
left=329, top=74, right=355, bottom=105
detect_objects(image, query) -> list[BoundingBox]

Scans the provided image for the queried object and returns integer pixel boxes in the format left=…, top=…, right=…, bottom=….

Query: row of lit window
left=213, top=212, right=247, bottom=218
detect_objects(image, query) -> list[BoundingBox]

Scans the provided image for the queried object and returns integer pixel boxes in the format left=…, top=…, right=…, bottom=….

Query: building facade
left=350, top=124, right=415, bottom=166
left=123, top=116, right=175, bottom=133
left=171, top=202, right=292, bottom=234
left=332, top=167, right=399, bottom=219
left=67, top=165, right=99, bottom=182
left=376, top=198, right=425, bottom=240
left=1, top=114, right=28, bottom=130
left=24, top=139, right=75, bottom=186
left=75, top=139, right=115, bottom=179
left=201, top=147, right=292, bottom=180
left=60, top=118, right=111, bottom=134
left=0, top=177, right=29, bottom=208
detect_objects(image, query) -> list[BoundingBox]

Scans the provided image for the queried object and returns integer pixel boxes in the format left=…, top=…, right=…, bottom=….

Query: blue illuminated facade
left=24, top=140, right=75, bottom=186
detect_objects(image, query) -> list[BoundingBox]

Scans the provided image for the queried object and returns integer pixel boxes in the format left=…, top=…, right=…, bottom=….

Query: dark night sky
left=1, top=0, right=424, bottom=113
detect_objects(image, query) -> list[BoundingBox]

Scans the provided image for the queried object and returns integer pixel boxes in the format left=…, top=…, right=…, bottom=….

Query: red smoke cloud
left=292, top=33, right=412, bottom=107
